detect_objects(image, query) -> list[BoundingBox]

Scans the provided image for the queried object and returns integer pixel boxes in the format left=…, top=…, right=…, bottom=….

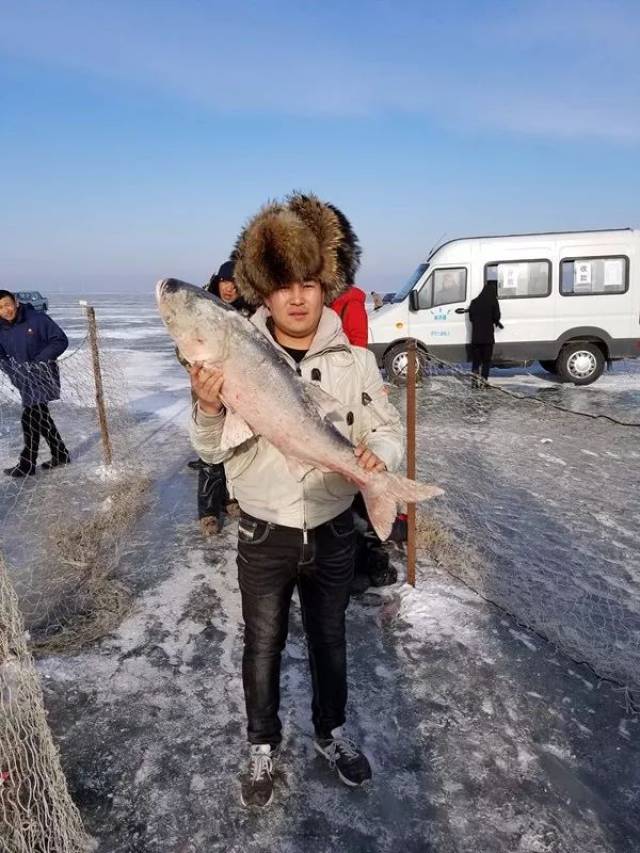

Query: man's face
left=218, top=279, right=238, bottom=304
left=0, top=296, right=17, bottom=323
left=265, top=281, right=324, bottom=340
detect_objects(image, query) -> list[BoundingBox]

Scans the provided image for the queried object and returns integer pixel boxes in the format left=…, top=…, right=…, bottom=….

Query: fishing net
left=0, top=552, right=91, bottom=852
left=0, top=301, right=161, bottom=850
left=396, top=357, right=640, bottom=699
left=0, top=307, right=151, bottom=654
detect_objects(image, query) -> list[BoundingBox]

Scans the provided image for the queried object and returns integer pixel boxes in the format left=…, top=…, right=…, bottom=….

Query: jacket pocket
left=238, top=516, right=272, bottom=546
left=323, top=471, right=359, bottom=499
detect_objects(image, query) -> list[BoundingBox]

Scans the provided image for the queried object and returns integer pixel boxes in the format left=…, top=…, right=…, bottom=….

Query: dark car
left=15, top=290, right=49, bottom=312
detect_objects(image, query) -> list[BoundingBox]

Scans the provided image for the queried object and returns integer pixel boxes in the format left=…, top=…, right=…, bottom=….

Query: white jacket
left=189, top=306, right=404, bottom=529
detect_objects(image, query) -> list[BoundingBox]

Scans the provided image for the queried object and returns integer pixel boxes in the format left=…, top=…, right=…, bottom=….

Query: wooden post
left=406, top=339, right=417, bottom=587
left=83, top=303, right=113, bottom=466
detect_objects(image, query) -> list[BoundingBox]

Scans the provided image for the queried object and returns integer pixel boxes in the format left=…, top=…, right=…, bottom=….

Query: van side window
left=433, top=268, right=467, bottom=306
left=560, top=256, right=628, bottom=296
left=418, top=267, right=467, bottom=309
left=485, top=260, right=551, bottom=299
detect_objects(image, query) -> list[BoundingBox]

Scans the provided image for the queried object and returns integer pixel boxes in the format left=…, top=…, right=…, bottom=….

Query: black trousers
left=197, top=462, right=229, bottom=520
left=237, top=509, right=355, bottom=747
left=20, top=403, right=68, bottom=469
left=471, top=343, right=494, bottom=380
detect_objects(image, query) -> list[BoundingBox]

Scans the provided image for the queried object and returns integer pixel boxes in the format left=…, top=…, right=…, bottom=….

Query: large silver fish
left=156, top=278, right=442, bottom=539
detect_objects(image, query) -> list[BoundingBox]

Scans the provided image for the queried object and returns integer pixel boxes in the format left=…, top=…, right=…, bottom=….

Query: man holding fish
left=156, top=192, right=442, bottom=808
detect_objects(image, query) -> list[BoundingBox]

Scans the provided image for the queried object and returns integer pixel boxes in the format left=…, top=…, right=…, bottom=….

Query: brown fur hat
left=233, top=192, right=361, bottom=306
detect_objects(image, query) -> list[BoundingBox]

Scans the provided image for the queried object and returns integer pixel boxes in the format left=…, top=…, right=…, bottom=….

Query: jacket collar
left=251, top=306, right=351, bottom=364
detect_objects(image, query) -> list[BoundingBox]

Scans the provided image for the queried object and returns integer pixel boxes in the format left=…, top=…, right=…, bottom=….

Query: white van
left=368, top=228, right=640, bottom=385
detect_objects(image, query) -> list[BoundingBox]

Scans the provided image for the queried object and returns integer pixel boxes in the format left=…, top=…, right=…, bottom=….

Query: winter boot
left=4, top=463, right=36, bottom=478
left=314, top=731, right=372, bottom=787
left=41, top=453, right=71, bottom=470
left=240, top=744, right=277, bottom=808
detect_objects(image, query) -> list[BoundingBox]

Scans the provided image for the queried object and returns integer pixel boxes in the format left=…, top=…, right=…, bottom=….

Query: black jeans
left=237, top=509, right=356, bottom=747
left=197, top=462, right=228, bottom=520
left=471, top=343, right=494, bottom=380
left=20, top=403, right=68, bottom=469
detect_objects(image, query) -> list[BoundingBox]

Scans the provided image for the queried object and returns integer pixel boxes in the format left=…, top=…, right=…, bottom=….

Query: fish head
left=156, top=278, right=231, bottom=366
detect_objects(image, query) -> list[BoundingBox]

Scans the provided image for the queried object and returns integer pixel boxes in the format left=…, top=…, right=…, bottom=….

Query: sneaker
left=314, top=733, right=372, bottom=787
left=41, top=454, right=71, bottom=470
left=240, top=744, right=276, bottom=808
left=4, top=465, right=35, bottom=478
left=200, top=516, right=220, bottom=537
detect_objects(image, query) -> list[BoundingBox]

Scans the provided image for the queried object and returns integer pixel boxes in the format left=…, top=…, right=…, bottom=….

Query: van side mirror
left=409, top=290, right=420, bottom=312
left=454, top=307, right=466, bottom=314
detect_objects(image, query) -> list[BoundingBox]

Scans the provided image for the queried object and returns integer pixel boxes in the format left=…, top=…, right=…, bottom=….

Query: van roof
left=427, top=227, right=635, bottom=260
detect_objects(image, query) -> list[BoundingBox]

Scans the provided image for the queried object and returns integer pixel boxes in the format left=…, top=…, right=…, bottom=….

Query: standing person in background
left=328, top=204, right=368, bottom=348
left=370, top=291, right=384, bottom=310
left=467, top=277, right=503, bottom=386
left=0, top=289, right=71, bottom=477
left=331, top=287, right=368, bottom=347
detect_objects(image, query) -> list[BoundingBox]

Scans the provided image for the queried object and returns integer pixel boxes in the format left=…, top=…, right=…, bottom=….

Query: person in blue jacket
left=0, top=289, right=71, bottom=477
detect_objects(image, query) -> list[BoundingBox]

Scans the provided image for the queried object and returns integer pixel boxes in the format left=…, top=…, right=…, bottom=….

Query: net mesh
left=0, top=314, right=150, bottom=654
left=0, top=553, right=90, bottom=852
left=1, top=304, right=152, bottom=850
left=401, top=357, right=640, bottom=699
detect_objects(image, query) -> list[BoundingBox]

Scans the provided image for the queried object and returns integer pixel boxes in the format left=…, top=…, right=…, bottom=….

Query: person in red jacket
left=330, top=285, right=368, bottom=347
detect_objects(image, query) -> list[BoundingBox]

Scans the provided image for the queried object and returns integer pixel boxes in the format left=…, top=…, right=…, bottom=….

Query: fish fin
left=303, top=381, right=344, bottom=425
left=220, top=409, right=254, bottom=452
left=361, top=473, right=444, bottom=540
left=285, top=457, right=316, bottom=482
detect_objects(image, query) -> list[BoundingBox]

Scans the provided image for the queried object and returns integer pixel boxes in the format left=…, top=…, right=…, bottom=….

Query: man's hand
left=190, top=363, right=224, bottom=415
left=354, top=443, right=386, bottom=472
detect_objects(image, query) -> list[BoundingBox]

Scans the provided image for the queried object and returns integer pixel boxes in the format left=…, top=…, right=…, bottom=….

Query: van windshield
left=392, top=263, right=429, bottom=303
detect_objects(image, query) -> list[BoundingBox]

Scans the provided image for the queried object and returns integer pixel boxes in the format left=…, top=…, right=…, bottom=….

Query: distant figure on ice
left=466, top=278, right=503, bottom=385
left=0, top=289, right=71, bottom=477
left=370, top=290, right=384, bottom=310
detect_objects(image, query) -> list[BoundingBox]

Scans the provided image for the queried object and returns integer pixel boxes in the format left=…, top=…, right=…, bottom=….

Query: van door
left=409, top=266, right=469, bottom=361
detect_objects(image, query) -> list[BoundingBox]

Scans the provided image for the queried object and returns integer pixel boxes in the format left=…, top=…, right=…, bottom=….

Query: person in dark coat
left=205, top=260, right=253, bottom=317
left=186, top=261, right=253, bottom=536
left=466, top=279, right=503, bottom=384
left=0, top=289, right=70, bottom=477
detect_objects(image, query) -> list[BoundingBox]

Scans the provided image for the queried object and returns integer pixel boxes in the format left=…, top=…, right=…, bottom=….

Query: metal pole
left=83, top=303, right=113, bottom=466
left=406, top=339, right=417, bottom=587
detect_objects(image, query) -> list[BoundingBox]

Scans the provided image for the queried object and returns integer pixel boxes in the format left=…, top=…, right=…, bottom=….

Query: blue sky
left=1, top=0, right=639, bottom=294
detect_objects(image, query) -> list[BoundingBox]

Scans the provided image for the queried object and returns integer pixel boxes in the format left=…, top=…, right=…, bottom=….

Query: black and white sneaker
left=314, top=732, right=372, bottom=787
left=240, top=744, right=276, bottom=808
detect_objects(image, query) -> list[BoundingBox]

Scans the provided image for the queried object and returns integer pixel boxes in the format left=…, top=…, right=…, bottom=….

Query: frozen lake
left=2, top=292, right=640, bottom=852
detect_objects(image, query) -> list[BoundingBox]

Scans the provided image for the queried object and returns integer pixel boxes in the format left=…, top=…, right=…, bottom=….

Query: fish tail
left=361, top=472, right=443, bottom=541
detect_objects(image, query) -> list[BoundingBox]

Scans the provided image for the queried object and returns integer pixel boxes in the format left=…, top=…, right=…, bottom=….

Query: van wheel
left=557, top=343, right=604, bottom=385
left=383, top=343, right=425, bottom=385
left=538, top=360, right=557, bottom=374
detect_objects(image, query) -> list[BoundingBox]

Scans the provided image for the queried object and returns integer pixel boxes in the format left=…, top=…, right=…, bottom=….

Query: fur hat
left=233, top=192, right=361, bottom=306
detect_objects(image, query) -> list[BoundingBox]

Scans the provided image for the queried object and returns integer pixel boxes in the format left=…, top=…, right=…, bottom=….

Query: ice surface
left=3, top=294, right=640, bottom=852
